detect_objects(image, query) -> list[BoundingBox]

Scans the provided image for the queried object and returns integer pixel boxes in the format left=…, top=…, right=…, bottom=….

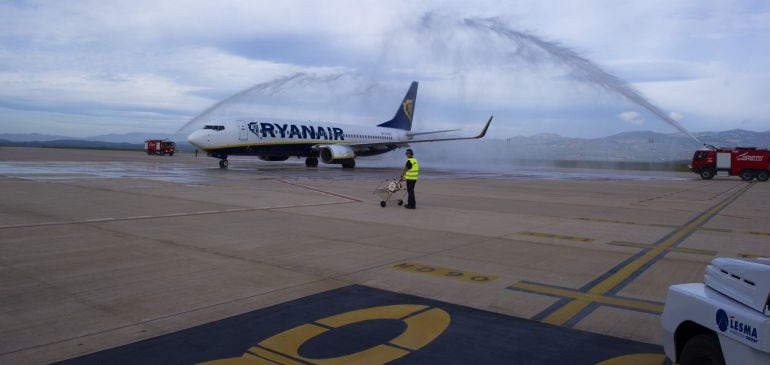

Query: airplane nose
left=187, top=130, right=208, bottom=148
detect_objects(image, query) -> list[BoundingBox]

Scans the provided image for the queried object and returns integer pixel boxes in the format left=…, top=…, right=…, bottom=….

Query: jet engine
left=319, top=145, right=355, bottom=164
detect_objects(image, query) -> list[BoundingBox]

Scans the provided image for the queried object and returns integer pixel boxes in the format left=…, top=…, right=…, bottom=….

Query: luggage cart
left=373, top=178, right=406, bottom=207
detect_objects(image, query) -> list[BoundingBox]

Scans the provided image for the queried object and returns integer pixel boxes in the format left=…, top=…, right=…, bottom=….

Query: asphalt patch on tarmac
left=56, top=285, right=665, bottom=365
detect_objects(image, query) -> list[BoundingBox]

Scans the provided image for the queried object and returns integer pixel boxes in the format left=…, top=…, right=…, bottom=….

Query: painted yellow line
left=248, top=346, right=305, bottom=365
left=698, top=227, right=732, bottom=233
left=391, top=262, right=498, bottom=284
left=607, top=241, right=717, bottom=256
left=749, top=231, right=770, bottom=236
left=509, top=282, right=664, bottom=313
left=392, top=308, right=451, bottom=351
left=577, top=217, right=638, bottom=225
left=542, top=183, right=752, bottom=326
left=648, top=223, right=679, bottom=228
left=737, top=253, right=769, bottom=259
left=317, top=305, right=426, bottom=328
left=518, top=231, right=594, bottom=243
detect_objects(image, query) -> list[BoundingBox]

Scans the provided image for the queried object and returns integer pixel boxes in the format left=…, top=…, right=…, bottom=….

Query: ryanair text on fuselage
left=249, top=122, right=347, bottom=141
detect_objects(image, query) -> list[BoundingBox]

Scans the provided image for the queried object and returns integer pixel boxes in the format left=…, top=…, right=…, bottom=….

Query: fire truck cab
left=691, top=146, right=769, bottom=181
left=144, top=139, right=176, bottom=156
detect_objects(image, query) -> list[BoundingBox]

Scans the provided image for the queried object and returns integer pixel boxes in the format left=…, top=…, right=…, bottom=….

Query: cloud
left=618, top=111, right=644, bottom=125
left=1, top=1, right=769, bottom=137
left=669, top=111, right=684, bottom=121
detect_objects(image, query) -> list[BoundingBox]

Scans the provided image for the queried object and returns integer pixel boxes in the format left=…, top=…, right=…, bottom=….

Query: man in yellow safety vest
left=401, top=149, right=419, bottom=209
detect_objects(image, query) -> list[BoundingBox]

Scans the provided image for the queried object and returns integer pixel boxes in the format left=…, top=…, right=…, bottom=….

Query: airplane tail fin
left=377, top=81, right=418, bottom=131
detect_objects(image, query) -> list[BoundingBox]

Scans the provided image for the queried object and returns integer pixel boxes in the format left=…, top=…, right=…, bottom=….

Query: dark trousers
left=406, top=179, right=416, bottom=207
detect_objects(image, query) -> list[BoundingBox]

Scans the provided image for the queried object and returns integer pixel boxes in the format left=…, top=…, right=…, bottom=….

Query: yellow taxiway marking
left=577, top=217, right=639, bottom=225
left=541, top=183, right=753, bottom=326
left=579, top=217, right=733, bottom=234
left=391, top=262, right=498, bottom=284
left=509, top=282, right=664, bottom=314
left=749, top=231, right=770, bottom=236
left=517, top=231, right=594, bottom=243
left=607, top=241, right=718, bottom=256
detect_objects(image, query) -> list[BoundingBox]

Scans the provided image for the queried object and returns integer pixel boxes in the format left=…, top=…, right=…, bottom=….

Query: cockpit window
left=203, top=125, right=225, bottom=131
left=693, top=151, right=709, bottom=161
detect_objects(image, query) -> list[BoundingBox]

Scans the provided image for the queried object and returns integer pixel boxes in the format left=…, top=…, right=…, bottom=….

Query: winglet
left=473, top=115, right=493, bottom=139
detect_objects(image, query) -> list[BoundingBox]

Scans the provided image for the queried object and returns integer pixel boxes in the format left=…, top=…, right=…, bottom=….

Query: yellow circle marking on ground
left=199, top=304, right=451, bottom=365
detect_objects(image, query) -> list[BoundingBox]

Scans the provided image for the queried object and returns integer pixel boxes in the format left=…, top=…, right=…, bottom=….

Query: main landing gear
left=219, top=159, right=229, bottom=169
left=341, top=159, right=355, bottom=169
left=305, top=157, right=319, bottom=167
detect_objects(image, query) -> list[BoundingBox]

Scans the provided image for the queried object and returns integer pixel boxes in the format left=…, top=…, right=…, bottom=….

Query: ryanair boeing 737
left=187, top=81, right=492, bottom=169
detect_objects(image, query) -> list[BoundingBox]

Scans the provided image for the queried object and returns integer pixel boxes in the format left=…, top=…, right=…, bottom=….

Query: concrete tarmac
left=1, top=147, right=768, bottom=364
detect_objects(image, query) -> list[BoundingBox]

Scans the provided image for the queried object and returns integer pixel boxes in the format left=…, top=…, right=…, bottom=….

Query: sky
left=1, top=0, right=769, bottom=139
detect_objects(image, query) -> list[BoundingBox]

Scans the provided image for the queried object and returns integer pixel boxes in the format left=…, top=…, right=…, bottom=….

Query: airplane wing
left=406, top=129, right=461, bottom=137
left=348, top=116, right=493, bottom=150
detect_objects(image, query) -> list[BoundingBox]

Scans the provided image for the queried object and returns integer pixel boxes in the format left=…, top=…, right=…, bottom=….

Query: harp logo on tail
left=402, top=99, right=414, bottom=122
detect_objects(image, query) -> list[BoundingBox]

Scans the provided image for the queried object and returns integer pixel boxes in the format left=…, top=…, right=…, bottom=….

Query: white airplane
left=186, top=81, right=492, bottom=168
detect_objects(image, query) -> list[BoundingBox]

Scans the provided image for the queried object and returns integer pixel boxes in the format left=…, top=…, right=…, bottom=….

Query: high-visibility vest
left=405, top=158, right=419, bottom=180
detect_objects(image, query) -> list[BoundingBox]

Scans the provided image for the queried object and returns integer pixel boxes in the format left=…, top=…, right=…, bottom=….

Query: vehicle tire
left=679, top=333, right=725, bottom=365
left=757, top=170, right=769, bottom=182
left=739, top=170, right=753, bottom=181
left=219, top=159, right=229, bottom=169
left=341, top=159, right=355, bottom=169
left=147, top=151, right=152, bottom=155
left=380, top=201, right=386, bottom=207
left=700, top=169, right=714, bottom=180
left=305, top=158, right=313, bottom=167
left=398, top=200, right=404, bottom=206
left=169, top=152, right=174, bottom=156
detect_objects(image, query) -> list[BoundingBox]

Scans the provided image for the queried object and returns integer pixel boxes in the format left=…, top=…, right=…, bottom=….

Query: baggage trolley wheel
left=380, top=201, right=386, bottom=208
left=397, top=200, right=403, bottom=206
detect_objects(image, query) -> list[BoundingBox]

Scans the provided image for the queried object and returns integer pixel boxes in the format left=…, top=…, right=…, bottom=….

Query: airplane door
left=238, top=120, right=248, bottom=141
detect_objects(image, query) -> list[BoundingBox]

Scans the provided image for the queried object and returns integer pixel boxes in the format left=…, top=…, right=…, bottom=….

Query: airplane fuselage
left=187, top=119, right=407, bottom=159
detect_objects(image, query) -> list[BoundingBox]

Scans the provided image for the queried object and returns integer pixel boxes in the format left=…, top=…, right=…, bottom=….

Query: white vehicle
left=661, top=257, right=770, bottom=365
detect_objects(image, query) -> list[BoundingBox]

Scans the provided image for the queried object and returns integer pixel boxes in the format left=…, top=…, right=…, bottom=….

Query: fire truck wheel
left=757, top=170, right=769, bottom=182
left=679, top=333, right=725, bottom=365
left=169, top=152, right=174, bottom=156
left=739, top=170, right=753, bottom=181
left=700, top=169, right=714, bottom=180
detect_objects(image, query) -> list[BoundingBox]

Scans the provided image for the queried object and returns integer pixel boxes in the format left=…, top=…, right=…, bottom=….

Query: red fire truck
left=144, top=140, right=176, bottom=156
left=691, top=146, right=769, bottom=181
